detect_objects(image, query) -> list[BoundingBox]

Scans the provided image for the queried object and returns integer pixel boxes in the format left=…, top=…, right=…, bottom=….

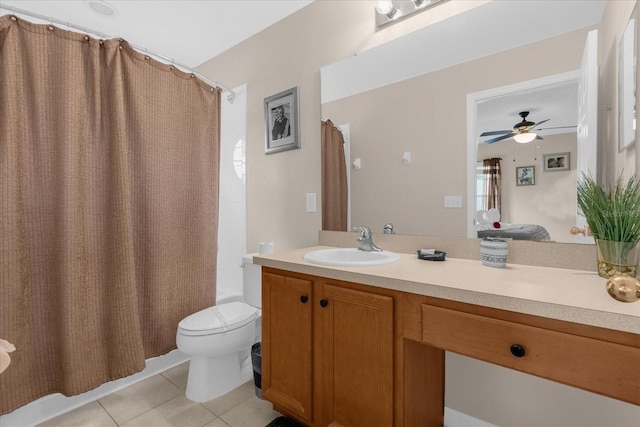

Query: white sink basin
left=303, top=248, right=400, bottom=267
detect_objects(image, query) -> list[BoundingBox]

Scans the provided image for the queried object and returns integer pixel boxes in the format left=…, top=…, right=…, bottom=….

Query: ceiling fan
left=480, top=111, right=575, bottom=144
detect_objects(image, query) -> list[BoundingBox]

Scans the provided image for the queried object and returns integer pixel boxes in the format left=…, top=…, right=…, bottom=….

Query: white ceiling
left=0, top=0, right=314, bottom=67
left=477, top=78, right=579, bottom=139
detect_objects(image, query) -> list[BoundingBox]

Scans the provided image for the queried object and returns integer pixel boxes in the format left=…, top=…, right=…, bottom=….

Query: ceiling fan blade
left=484, top=134, right=512, bottom=144
left=535, top=125, right=578, bottom=131
left=480, top=130, right=511, bottom=136
left=532, top=118, right=550, bottom=128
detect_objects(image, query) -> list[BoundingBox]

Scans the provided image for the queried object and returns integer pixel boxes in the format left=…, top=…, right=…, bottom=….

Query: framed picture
left=543, top=152, right=570, bottom=171
left=516, top=166, right=535, bottom=186
left=264, top=87, right=300, bottom=154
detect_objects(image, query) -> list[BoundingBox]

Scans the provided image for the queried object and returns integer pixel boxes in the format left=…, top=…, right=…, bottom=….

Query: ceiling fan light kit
left=513, top=132, right=537, bottom=143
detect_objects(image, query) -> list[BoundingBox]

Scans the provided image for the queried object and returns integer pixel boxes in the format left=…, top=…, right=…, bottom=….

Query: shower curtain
left=321, top=119, right=348, bottom=231
left=0, top=15, right=220, bottom=414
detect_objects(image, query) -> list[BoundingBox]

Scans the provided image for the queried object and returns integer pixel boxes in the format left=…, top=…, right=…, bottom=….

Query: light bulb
left=377, top=0, right=399, bottom=18
left=376, top=1, right=394, bottom=15
left=513, top=132, right=537, bottom=143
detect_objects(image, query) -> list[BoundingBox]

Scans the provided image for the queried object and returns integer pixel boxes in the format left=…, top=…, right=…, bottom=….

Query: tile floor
left=38, top=362, right=282, bottom=427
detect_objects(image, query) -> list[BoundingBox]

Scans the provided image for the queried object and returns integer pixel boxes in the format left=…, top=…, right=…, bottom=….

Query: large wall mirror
left=321, top=0, right=606, bottom=244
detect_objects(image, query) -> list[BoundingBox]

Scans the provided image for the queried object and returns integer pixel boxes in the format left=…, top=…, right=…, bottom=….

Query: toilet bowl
left=176, top=254, right=262, bottom=402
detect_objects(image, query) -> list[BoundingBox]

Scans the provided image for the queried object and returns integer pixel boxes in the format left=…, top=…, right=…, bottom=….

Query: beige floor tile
left=161, top=361, right=190, bottom=391
left=37, top=401, right=117, bottom=427
left=203, top=418, right=232, bottom=427
left=98, top=375, right=182, bottom=424
left=218, top=396, right=281, bottom=427
left=201, top=381, right=256, bottom=416
left=120, top=394, right=216, bottom=427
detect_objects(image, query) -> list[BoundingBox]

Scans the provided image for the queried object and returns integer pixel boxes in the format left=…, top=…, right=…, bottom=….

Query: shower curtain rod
left=0, top=4, right=235, bottom=103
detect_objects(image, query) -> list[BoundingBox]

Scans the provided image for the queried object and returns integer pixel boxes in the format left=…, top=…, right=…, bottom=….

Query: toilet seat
left=178, top=302, right=258, bottom=336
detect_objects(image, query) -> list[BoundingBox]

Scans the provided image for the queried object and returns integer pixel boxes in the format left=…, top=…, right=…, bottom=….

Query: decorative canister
left=480, top=238, right=508, bottom=268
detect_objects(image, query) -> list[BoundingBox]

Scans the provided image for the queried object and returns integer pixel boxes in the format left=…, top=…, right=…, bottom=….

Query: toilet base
left=185, top=349, right=253, bottom=402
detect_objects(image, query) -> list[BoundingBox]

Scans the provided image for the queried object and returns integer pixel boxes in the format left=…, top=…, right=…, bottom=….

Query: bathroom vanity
left=255, top=247, right=640, bottom=427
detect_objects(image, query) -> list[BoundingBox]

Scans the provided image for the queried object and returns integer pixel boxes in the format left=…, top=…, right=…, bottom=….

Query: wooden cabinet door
left=320, top=284, right=394, bottom=427
left=262, top=272, right=314, bottom=424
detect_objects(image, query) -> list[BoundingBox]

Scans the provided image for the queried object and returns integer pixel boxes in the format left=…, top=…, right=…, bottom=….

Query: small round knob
left=320, top=299, right=328, bottom=308
left=510, top=344, right=526, bottom=358
left=300, top=295, right=308, bottom=304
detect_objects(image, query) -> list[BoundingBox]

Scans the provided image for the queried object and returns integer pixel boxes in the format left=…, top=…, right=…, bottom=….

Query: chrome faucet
left=383, top=223, right=395, bottom=234
left=353, top=226, right=383, bottom=252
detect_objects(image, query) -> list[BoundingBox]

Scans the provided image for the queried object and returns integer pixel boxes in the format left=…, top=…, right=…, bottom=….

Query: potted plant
left=577, top=173, right=640, bottom=279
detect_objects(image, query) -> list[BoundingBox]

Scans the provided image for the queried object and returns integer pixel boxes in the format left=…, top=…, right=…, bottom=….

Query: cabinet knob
left=510, top=344, right=526, bottom=358
left=300, top=295, right=308, bottom=304
left=320, top=299, right=328, bottom=308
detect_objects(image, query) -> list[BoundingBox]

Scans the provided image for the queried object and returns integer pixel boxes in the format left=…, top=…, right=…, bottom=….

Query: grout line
left=96, top=400, right=119, bottom=426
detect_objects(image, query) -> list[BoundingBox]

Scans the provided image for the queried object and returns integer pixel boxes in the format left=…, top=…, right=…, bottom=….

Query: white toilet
left=176, top=254, right=262, bottom=402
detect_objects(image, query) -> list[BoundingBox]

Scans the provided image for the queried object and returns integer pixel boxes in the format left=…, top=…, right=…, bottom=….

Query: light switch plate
left=306, top=193, right=317, bottom=212
left=444, top=195, right=463, bottom=208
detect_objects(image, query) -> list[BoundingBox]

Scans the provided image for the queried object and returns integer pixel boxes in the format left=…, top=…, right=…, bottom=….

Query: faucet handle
left=352, top=226, right=371, bottom=237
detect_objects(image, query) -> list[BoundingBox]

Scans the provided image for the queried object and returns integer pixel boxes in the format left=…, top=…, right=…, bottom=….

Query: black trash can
left=251, top=342, right=263, bottom=399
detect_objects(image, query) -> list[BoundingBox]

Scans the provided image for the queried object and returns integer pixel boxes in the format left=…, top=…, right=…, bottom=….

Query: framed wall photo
left=516, top=166, right=535, bottom=186
left=264, top=87, right=300, bottom=154
left=543, top=152, right=570, bottom=171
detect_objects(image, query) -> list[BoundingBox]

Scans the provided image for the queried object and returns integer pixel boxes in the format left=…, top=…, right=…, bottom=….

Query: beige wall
left=198, top=0, right=636, bottom=250
left=197, top=1, right=639, bottom=425
left=197, top=0, right=487, bottom=253
left=599, top=0, right=638, bottom=181
left=478, top=133, right=578, bottom=243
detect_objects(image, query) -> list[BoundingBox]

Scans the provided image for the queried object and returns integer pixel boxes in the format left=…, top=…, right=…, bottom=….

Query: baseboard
left=0, top=349, right=189, bottom=427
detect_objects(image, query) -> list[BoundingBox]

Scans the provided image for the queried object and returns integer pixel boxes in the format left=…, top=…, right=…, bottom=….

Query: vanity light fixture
left=513, top=132, right=537, bottom=144
left=376, top=0, right=447, bottom=30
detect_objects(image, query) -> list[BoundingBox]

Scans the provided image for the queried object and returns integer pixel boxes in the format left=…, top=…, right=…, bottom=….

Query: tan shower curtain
left=482, top=157, right=502, bottom=213
left=0, top=15, right=220, bottom=414
left=321, top=120, right=348, bottom=231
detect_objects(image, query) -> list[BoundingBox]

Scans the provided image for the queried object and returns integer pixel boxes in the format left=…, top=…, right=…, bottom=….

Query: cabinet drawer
left=422, top=304, right=640, bottom=405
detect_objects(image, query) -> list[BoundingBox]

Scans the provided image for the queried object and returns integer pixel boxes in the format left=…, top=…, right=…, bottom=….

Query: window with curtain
left=477, top=158, right=502, bottom=213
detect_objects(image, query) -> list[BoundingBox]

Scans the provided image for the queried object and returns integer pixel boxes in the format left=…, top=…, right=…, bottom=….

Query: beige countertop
left=254, top=246, right=640, bottom=335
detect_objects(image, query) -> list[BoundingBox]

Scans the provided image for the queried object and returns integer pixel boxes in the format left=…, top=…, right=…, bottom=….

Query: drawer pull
left=320, top=299, right=329, bottom=308
left=300, top=295, right=308, bottom=304
left=510, top=344, right=526, bottom=358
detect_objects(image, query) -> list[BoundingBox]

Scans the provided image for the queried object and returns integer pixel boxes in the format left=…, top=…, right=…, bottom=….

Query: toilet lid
left=178, top=302, right=258, bottom=336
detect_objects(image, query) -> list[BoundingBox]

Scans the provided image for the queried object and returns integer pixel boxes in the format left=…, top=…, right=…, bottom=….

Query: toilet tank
left=242, top=253, right=262, bottom=308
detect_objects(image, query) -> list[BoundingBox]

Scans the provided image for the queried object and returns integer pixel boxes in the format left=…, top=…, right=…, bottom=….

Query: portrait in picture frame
left=543, top=152, right=570, bottom=172
left=264, top=87, right=300, bottom=154
left=516, top=166, right=535, bottom=186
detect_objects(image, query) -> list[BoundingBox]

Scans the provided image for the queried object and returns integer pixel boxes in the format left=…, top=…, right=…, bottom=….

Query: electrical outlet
left=306, top=193, right=317, bottom=212
left=444, top=195, right=463, bottom=208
